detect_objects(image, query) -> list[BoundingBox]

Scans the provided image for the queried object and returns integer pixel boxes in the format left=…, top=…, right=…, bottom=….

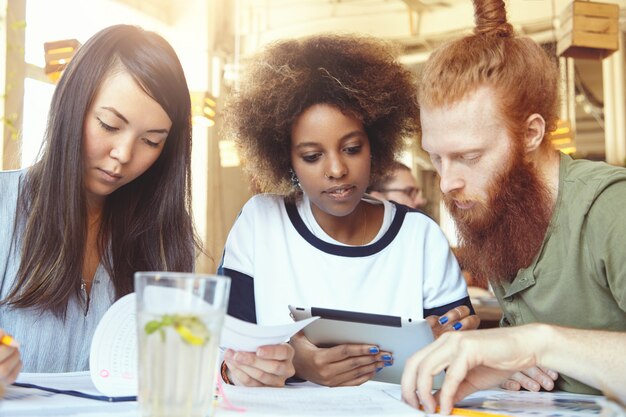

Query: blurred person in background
left=368, top=161, right=428, bottom=210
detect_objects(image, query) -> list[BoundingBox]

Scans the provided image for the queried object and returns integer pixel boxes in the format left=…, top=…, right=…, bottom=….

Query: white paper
left=6, top=374, right=137, bottom=416
left=382, top=386, right=607, bottom=417
left=85, top=293, right=320, bottom=397
left=218, top=384, right=424, bottom=417
left=220, top=315, right=319, bottom=351
left=15, top=372, right=101, bottom=396
left=89, top=293, right=137, bottom=397
left=455, top=389, right=605, bottom=416
left=596, top=398, right=626, bottom=417
left=6, top=377, right=611, bottom=417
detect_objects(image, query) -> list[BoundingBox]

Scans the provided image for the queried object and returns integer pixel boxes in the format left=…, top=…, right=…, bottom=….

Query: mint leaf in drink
left=145, top=320, right=162, bottom=335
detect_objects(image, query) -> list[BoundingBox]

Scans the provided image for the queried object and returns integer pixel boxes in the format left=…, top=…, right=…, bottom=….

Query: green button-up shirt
left=492, top=153, right=626, bottom=395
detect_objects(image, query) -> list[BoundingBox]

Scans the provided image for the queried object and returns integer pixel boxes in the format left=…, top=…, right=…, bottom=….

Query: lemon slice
left=145, top=314, right=211, bottom=346
left=174, top=323, right=207, bottom=346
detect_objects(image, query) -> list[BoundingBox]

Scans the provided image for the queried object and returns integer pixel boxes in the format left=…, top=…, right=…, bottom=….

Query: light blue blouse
left=0, top=169, right=115, bottom=372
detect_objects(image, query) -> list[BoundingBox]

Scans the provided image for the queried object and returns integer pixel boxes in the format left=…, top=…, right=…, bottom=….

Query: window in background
left=21, top=78, right=54, bottom=167
left=20, top=0, right=168, bottom=169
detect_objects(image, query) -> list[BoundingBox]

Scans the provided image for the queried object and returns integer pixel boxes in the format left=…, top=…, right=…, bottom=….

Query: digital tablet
left=288, top=305, right=443, bottom=386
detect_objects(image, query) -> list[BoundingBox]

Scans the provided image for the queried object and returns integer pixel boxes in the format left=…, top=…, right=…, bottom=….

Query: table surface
left=4, top=379, right=611, bottom=417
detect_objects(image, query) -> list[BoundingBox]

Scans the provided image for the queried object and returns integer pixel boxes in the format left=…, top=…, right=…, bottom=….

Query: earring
left=289, top=169, right=301, bottom=189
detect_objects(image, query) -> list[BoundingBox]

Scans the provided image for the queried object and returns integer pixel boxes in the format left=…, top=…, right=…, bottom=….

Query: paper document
left=89, top=293, right=137, bottom=397
left=382, top=386, right=607, bottom=417
left=221, top=315, right=319, bottom=351
left=89, top=293, right=319, bottom=396
left=219, top=384, right=425, bottom=416
left=455, top=389, right=604, bottom=417
left=5, top=374, right=137, bottom=417
left=15, top=372, right=102, bottom=397
left=13, top=371, right=135, bottom=403
left=12, top=293, right=320, bottom=401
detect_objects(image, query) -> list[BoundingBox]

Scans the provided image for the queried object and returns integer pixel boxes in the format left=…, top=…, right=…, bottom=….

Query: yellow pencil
left=1, top=334, right=19, bottom=348
left=0, top=335, right=12, bottom=399
left=421, top=405, right=512, bottom=417
left=446, top=407, right=512, bottom=417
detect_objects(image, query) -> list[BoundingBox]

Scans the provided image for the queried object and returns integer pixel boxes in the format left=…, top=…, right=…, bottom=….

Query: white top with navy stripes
left=219, top=193, right=471, bottom=325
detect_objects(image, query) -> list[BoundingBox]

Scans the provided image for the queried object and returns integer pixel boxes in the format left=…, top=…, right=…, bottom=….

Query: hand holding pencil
left=0, top=330, right=22, bottom=397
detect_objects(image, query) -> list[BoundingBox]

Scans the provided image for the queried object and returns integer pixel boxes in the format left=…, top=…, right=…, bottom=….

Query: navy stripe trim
left=12, top=382, right=136, bottom=402
left=423, top=296, right=476, bottom=318
left=284, top=200, right=409, bottom=257
left=221, top=267, right=257, bottom=324
left=388, top=200, right=435, bottom=221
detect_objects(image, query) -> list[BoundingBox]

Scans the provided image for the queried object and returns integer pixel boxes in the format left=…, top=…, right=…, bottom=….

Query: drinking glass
left=135, top=272, right=230, bottom=417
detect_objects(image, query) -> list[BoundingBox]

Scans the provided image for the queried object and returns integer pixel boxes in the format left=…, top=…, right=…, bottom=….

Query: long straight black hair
left=3, top=24, right=201, bottom=318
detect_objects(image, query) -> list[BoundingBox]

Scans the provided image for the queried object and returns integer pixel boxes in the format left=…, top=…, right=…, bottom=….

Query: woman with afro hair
left=218, top=34, right=479, bottom=388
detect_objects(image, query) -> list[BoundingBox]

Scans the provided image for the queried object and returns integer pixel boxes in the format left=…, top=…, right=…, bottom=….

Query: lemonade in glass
left=135, top=272, right=230, bottom=417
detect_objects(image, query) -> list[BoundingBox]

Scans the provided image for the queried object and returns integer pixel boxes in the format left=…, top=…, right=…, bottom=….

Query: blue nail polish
left=381, top=354, right=392, bottom=361
left=453, top=322, right=462, bottom=330
left=376, top=368, right=383, bottom=373
left=438, top=316, right=449, bottom=325
left=384, top=361, right=393, bottom=367
left=369, top=347, right=379, bottom=354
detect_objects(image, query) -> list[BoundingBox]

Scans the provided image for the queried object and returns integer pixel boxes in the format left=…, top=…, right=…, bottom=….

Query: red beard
left=444, top=148, right=553, bottom=286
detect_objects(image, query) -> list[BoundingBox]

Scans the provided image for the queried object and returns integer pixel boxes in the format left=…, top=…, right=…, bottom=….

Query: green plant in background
left=1, top=113, right=20, bottom=140
left=1, top=15, right=27, bottom=168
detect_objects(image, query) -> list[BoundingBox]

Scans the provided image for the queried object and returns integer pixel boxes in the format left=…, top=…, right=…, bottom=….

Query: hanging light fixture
left=191, top=91, right=217, bottom=127
left=557, top=0, right=619, bottom=60
left=44, top=39, right=81, bottom=83
left=551, top=119, right=576, bottom=155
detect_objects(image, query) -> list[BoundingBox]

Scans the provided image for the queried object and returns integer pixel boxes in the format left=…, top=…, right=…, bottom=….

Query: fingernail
left=438, top=316, right=449, bottom=325
left=531, top=382, right=540, bottom=391
left=376, top=368, right=383, bottom=373
left=453, top=322, right=462, bottom=330
left=384, top=361, right=393, bottom=367
left=381, top=354, right=392, bottom=361
left=369, top=347, right=379, bottom=354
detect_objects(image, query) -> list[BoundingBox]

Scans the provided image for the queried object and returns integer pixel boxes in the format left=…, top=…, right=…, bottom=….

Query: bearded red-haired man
left=401, top=0, right=626, bottom=411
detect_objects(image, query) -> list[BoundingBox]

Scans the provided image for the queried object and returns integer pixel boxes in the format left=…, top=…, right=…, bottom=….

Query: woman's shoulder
left=0, top=168, right=27, bottom=189
left=0, top=168, right=28, bottom=210
left=232, top=193, right=289, bottom=226
left=227, top=194, right=289, bottom=239
left=242, top=193, right=287, bottom=212
left=0, top=169, right=28, bottom=278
